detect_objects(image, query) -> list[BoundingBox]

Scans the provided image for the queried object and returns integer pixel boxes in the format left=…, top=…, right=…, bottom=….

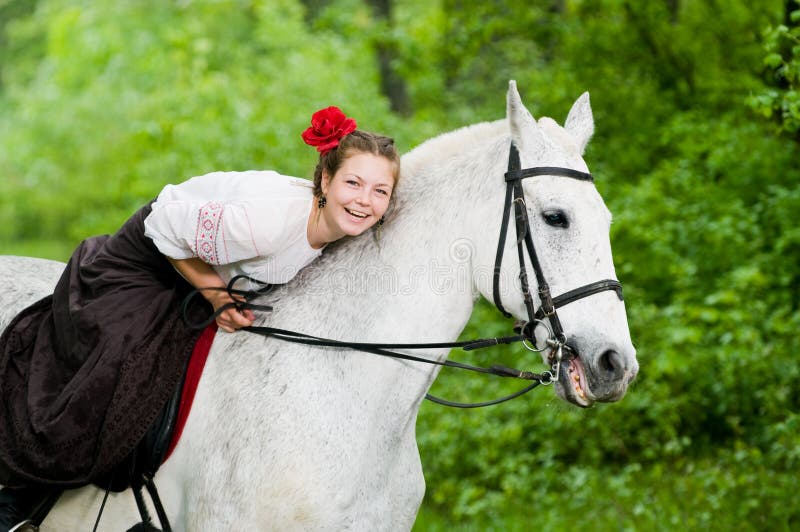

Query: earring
left=377, top=216, right=385, bottom=226
left=318, top=195, right=327, bottom=209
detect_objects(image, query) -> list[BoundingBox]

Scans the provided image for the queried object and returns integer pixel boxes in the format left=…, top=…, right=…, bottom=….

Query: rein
left=183, top=280, right=554, bottom=408
left=181, top=142, right=625, bottom=409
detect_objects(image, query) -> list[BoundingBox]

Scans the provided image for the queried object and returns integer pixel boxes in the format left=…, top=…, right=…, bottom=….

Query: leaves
left=748, top=5, right=800, bottom=136
left=1, top=0, right=799, bottom=528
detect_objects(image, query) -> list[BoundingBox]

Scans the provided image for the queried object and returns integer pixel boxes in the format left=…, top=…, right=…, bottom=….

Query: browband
left=505, top=166, right=593, bottom=182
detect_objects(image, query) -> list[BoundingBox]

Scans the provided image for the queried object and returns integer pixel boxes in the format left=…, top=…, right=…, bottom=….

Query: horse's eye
left=542, top=210, right=569, bottom=228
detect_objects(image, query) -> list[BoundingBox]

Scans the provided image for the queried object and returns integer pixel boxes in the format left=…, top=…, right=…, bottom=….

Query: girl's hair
left=312, top=130, right=400, bottom=198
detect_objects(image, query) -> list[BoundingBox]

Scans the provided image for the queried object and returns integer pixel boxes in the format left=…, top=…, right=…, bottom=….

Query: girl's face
left=320, top=151, right=395, bottom=238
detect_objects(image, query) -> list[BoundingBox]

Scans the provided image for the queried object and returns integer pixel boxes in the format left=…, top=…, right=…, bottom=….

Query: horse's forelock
left=537, top=117, right=582, bottom=158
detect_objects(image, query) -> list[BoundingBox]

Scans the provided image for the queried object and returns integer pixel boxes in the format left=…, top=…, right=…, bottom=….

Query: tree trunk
left=367, top=0, right=411, bottom=116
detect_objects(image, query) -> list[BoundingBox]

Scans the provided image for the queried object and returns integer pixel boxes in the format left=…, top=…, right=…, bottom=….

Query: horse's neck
left=324, top=122, right=508, bottom=336
left=232, top=122, right=509, bottom=408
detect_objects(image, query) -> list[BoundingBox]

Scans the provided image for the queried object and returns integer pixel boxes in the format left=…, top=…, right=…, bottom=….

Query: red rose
left=301, top=106, right=357, bottom=155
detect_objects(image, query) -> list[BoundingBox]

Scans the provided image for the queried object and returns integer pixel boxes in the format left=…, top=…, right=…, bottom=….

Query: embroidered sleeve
left=143, top=170, right=311, bottom=266
left=195, top=202, right=226, bottom=265
left=145, top=199, right=287, bottom=266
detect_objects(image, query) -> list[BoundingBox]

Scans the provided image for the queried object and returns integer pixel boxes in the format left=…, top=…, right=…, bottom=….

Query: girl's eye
left=346, top=180, right=359, bottom=186
left=542, top=210, right=569, bottom=228
left=376, top=189, right=389, bottom=196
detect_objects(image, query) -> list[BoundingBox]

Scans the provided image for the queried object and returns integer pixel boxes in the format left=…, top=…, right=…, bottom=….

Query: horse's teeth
left=572, top=373, right=580, bottom=382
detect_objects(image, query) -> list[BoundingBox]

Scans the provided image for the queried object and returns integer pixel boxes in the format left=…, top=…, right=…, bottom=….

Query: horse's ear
left=507, top=80, right=544, bottom=150
left=565, top=92, right=594, bottom=155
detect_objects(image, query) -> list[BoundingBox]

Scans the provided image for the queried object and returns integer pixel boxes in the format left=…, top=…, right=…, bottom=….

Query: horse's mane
left=399, top=119, right=507, bottom=192
left=398, top=114, right=579, bottom=186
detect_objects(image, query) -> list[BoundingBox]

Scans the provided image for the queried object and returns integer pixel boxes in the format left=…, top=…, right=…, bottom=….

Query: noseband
left=492, top=143, right=623, bottom=370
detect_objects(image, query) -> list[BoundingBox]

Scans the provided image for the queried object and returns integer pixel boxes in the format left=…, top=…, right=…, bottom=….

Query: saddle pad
left=164, top=322, right=218, bottom=462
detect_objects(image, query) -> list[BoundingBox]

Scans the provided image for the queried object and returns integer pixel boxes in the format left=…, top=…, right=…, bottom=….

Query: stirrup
left=9, top=520, right=38, bottom=532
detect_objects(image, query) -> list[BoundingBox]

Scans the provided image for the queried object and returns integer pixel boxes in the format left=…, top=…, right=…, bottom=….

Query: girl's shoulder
left=157, top=170, right=313, bottom=202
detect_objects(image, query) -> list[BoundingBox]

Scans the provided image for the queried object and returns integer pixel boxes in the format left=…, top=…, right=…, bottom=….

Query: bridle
left=181, top=142, right=625, bottom=408
left=491, top=142, right=624, bottom=381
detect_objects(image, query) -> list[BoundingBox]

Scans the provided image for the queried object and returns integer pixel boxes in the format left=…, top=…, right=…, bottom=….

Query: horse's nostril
left=599, top=349, right=622, bottom=377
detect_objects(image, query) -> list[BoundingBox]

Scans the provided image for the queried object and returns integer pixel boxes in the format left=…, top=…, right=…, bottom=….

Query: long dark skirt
left=0, top=204, right=210, bottom=487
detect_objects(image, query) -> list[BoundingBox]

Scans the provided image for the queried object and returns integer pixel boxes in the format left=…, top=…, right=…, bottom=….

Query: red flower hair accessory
left=301, top=106, right=357, bottom=155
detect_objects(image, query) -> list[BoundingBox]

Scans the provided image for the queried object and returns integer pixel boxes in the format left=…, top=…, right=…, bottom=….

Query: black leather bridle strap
left=241, top=324, right=550, bottom=408
left=534, top=279, right=624, bottom=321
left=243, top=324, right=546, bottom=381
left=492, top=179, right=515, bottom=317
left=512, top=180, right=539, bottom=323
left=424, top=380, right=541, bottom=408
left=184, top=278, right=529, bottom=353
left=181, top=274, right=554, bottom=408
left=492, top=142, right=624, bottom=344
left=505, top=166, right=594, bottom=182
left=521, top=214, right=565, bottom=340
left=243, top=324, right=524, bottom=352
left=184, top=278, right=528, bottom=352
left=498, top=144, right=575, bottom=337
left=181, top=275, right=275, bottom=330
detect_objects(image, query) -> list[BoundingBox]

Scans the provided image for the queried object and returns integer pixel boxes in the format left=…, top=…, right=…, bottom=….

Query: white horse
left=0, top=82, right=637, bottom=531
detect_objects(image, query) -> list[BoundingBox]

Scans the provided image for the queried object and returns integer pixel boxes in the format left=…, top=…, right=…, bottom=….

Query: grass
left=412, top=456, right=798, bottom=532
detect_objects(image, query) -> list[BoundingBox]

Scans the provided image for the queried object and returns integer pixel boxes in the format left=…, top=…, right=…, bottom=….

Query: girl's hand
left=206, top=290, right=255, bottom=333
left=166, top=257, right=255, bottom=333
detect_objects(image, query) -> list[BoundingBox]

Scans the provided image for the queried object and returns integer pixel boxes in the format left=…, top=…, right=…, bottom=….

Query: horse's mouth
left=557, top=353, right=594, bottom=408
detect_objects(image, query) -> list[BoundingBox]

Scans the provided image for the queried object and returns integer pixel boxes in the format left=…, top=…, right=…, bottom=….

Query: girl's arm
left=168, top=257, right=255, bottom=332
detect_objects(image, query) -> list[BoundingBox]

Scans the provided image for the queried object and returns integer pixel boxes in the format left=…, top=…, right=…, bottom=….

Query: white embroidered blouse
left=143, top=170, right=323, bottom=285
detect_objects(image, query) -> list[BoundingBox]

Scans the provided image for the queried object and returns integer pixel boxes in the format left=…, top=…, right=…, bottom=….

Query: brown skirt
left=0, top=204, right=210, bottom=487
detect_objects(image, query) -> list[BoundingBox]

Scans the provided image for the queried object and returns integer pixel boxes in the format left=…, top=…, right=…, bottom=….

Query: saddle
left=25, top=323, right=218, bottom=531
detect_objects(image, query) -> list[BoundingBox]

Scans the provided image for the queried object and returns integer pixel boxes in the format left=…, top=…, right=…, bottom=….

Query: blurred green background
left=1, top=0, right=798, bottom=530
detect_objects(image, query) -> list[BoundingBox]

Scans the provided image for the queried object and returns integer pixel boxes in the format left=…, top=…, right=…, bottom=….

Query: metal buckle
left=519, top=319, right=554, bottom=352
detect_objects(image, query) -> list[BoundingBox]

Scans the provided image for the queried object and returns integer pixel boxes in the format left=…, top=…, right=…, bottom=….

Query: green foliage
left=414, top=445, right=800, bottom=531
left=404, top=0, right=800, bottom=527
left=0, top=0, right=409, bottom=243
left=748, top=0, right=800, bottom=137
left=1, top=0, right=799, bottom=529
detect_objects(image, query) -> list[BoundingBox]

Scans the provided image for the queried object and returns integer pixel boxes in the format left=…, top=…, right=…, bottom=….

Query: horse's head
left=481, top=81, right=637, bottom=407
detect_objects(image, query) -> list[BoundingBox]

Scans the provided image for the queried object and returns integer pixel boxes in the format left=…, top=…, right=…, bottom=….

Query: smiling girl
left=145, top=108, right=399, bottom=332
left=0, top=107, right=400, bottom=529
